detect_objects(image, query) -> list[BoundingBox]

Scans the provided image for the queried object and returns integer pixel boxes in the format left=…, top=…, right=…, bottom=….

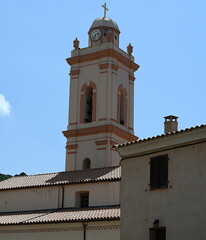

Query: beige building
left=0, top=167, right=120, bottom=239
left=0, top=4, right=139, bottom=240
left=116, top=117, right=206, bottom=240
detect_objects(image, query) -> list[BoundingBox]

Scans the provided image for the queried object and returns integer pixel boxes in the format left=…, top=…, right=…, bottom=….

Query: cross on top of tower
left=102, top=3, right=108, bottom=18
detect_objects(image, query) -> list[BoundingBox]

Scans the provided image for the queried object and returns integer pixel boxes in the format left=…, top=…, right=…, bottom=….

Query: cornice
left=116, top=126, right=206, bottom=159
left=62, top=124, right=138, bottom=142
left=66, top=49, right=140, bottom=72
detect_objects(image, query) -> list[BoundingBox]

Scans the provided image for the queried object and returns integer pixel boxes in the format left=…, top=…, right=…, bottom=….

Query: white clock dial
left=90, top=29, right=101, bottom=41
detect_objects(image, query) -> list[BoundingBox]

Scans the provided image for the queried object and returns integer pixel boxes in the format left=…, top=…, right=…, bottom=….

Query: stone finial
left=127, top=43, right=133, bottom=55
left=73, top=38, right=80, bottom=49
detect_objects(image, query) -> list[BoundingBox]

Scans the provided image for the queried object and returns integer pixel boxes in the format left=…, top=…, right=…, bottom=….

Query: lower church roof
left=0, top=166, right=121, bottom=190
left=0, top=207, right=120, bottom=225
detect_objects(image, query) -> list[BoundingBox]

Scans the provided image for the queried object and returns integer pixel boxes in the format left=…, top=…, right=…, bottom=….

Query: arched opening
left=83, top=158, right=91, bottom=169
left=80, top=82, right=97, bottom=123
left=117, top=85, right=127, bottom=126
left=84, top=87, right=93, bottom=123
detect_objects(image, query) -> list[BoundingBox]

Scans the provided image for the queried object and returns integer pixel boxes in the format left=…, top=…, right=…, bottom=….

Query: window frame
left=75, top=191, right=89, bottom=208
left=80, top=192, right=89, bottom=208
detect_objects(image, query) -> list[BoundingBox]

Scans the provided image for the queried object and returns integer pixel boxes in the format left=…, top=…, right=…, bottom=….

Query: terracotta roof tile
left=0, top=207, right=120, bottom=225
left=0, top=167, right=121, bottom=190
left=115, top=124, right=206, bottom=148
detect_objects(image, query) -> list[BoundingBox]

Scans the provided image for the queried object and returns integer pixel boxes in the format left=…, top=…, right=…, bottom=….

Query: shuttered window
left=150, top=155, right=168, bottom=189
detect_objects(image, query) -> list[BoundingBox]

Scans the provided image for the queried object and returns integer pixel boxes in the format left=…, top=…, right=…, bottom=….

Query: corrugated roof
left=0, top=207, right=120, bottom=225
left=115, top=124, right=206, bottom=149
left=0, top=166, right=121, bottom=190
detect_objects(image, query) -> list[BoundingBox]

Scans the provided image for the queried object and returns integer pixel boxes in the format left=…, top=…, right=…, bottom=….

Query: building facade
left=0, top=167, right=120, bottom=240
left=116, top=122, right=206, bottom=240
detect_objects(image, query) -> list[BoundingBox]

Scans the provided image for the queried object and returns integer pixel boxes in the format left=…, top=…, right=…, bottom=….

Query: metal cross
left=102, top=3, right=108, bottom=17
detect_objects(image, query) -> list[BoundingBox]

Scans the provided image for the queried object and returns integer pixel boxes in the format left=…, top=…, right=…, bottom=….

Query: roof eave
left=117, top=126, right=206, bottom=159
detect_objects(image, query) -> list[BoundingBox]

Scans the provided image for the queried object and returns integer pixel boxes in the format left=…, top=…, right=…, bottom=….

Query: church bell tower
left=63, top=4, right=139, bottom=171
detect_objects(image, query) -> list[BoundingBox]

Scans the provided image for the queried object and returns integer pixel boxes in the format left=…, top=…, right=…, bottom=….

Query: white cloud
left=0, top=94, right=11, bottom=116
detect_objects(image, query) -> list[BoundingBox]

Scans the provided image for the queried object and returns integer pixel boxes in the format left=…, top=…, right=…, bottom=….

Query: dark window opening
left=150, top=227, right=166, bottom=240
left=120, top=92, right=126, bottom=125
left=83, top=158, right=91, bottom=169
left=150, top=155, right=168, bottom=189
left=75, top=191, right=89, bottom=208
left=120, top=120, right=124, bottom=125
left=80, top=192, right=89, bottom=208
left=84, top=87, right=93, bottom=123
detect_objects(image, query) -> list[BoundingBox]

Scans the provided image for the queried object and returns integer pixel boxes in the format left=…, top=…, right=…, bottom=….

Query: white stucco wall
left=0, top=186, right=60, bottom=212
left=64, top=182, right=120, bottom=208
left=0, top=181, right=120, bottom=212
left=121, top=141, right=206, bottom=240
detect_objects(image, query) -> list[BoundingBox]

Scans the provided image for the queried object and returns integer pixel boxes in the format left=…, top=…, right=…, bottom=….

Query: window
left=83, top=158, right=91, bottom=169
left=84, top=86, right=93, bottom=123
left=75, top=191, right=89, bottom=208
left=80, top=192, right=89, bottom=208
left=150, top=155, right=168, bottom=189
left=150, top=227, right=166, bottom=240
left=80, top=82, right=96, bottom=123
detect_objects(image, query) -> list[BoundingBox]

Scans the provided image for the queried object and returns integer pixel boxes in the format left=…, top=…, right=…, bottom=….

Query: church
left=1, top=3, right=205, bottom=240
left=0, top=4, right=139, bottom=240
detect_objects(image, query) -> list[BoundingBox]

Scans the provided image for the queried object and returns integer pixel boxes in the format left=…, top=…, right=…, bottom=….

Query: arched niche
left=83, top=158, right=91, bottom=170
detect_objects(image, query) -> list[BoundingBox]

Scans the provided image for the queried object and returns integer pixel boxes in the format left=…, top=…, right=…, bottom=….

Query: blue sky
left=1, top=0, right=206, bottom=175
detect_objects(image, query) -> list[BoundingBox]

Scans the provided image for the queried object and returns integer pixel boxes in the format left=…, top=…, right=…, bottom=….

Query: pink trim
left=66, top=144, right=78, bottom=150
left=128, top=74, right=135, bottom=81
left=111, top=64, right=119, bottom=71
left=99, top=63, right=109, bottom=69
left=67, top=151, right=77, bottom=154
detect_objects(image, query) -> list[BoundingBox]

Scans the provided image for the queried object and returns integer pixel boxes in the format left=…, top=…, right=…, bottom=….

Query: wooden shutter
left=150, top=157, right=160, bottom=188
left=159, top=155, right=168, bottom=187
left=150, top=155, right=168, bottom=189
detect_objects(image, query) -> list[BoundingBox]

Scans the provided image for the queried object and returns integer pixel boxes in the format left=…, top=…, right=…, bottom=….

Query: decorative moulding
left=70, top=69, right=80, bottom=76
left=99, top=63, right=110, bottom=69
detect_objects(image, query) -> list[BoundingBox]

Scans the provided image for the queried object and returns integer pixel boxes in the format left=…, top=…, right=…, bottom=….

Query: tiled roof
left=0, top=207, right=120, bottom=225
left=115, top=124, right=206, bottom=148
left=0, top=166, right=121, bottom=190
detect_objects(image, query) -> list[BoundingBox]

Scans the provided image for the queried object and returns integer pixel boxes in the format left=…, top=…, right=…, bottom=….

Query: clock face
left=90, top=29, right=101, bottom=41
